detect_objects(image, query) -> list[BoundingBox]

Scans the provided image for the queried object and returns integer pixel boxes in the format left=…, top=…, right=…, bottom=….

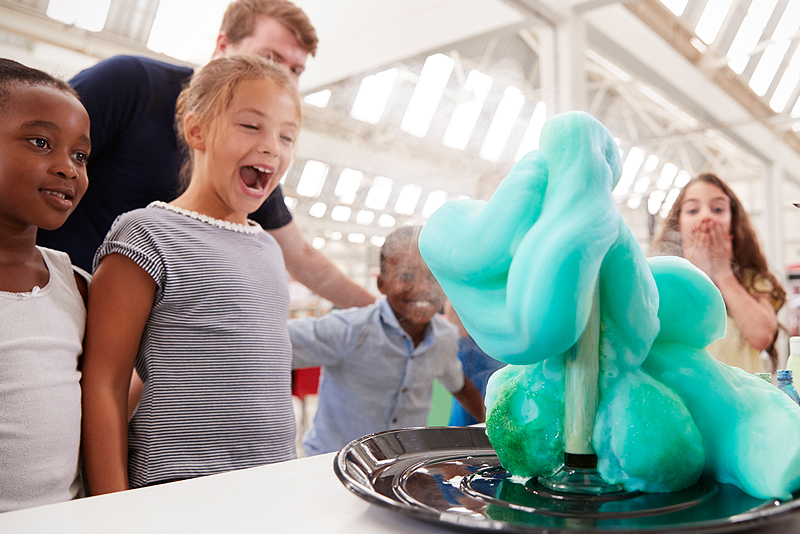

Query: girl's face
left=0, top=86, right=90, bottom=233
left=199, top=78, right=299, bottom=221
left=678, top=181, right=732, bottom=240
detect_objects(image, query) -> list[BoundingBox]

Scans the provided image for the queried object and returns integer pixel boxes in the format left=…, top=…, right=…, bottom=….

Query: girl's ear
left=184, top=113, right=206, bottom=151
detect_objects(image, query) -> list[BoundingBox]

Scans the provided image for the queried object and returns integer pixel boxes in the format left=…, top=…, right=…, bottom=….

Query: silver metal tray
left=333, top=426, right=800, bottom=533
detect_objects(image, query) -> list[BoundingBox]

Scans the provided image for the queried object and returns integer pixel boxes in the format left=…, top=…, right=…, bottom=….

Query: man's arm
left=269, top=220, right=375, bottom=309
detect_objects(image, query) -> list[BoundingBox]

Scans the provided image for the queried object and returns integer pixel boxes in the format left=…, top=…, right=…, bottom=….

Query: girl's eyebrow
left=237, top=108, right=299, bottom=126
left=21, top=119, right=60, bottom=131
left=20, top=119, right=91, bottom=146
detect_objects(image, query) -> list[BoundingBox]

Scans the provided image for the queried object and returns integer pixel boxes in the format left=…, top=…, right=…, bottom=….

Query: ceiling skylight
left=370, top=236, right=386, bottom=247
left=750, top=39, right=791, bottom=96
left=147, top=0, right=229, bottom=65
left=643, top=154, right=660, bottom=172
left=633, top=176, right=651, bottom=194
left=284, top=196, right=298, bottom=210
left=309, top=202, right=327, bottom=218
left=333, top=168, right=364, bottom=204
left=656, top=163, right=678, bottom=189
left=695, top=0, right=735, bottom=45
left=348, top=233, right=366, bottom=244
left=613, top=146, right=645, bottom=196
left=47, top=0, right=111, bottom=32
left=648, top=190, right=667, bottom=215
left=514, top=101, right=547, bottom=161
left=627, top=194, right=643, bottom=210
left=304, top=90, right=332, bottom=108
left=378, top=214, right=396, bottom=228
left=296, top=160, right=329, bottom=197
left=312, top=237, right=326, bottom=250
left=773, top=1, right=800, bottom=42
left=401, top=54, right=455, bottom=137
left=660, top=187, right=682, bottom=217
left=480, top=86, right=525, bottom=162
left=351, top=68, right=399, bottom=125
left=394, top=184, right=422, bottom=215
left=727, top=0, right=779, bottom=74
left=331, top=206, right=352, bottom=222
left=421, top=190, right=448, bottom=218
left=356, top=210, right=375, bottom=225
left=442, top=69, right=493, bottom=150
left=364, top=176, right=393, bottom=210
left=675, top=171, right=691, bottom=188
left=771, top=49, right=800, bottom=112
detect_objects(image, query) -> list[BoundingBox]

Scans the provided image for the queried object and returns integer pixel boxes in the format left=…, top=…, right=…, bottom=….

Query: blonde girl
left=81, top=55, right=301, bottom=493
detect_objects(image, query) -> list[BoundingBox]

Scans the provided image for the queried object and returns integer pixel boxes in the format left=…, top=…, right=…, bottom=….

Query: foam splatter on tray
left=419, top=111, right=800, bottom=500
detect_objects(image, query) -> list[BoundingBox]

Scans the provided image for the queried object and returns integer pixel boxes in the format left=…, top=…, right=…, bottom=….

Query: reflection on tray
left=334, top=427, right=800, bottom=533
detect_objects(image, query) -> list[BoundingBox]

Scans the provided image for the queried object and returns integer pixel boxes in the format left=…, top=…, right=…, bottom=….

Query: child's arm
left=714, top=274, right=778, bottom=351
left=81, top=253, right=156, bottom=494
left=289, top=313, right=351, bottom=369
left=452, top=374, right=486, bottom=423
left=684, top=221, right=778, bottom=350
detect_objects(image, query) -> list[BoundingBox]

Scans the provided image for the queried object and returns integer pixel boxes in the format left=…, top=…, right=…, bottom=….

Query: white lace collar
left=149, top=201, right=263, bottom=235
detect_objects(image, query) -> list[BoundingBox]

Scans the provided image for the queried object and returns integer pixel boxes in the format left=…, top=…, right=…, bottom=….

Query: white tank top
left=0, top=246, right=85, bottom=511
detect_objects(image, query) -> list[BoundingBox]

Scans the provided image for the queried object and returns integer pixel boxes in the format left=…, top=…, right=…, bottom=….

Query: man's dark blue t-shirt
left=37, top=55, right=292, bottom=271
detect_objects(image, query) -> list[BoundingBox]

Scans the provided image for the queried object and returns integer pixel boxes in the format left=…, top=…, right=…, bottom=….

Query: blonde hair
left=220, top=0, right=318, bottom=56
left=175, top=55, right=300, bottom=187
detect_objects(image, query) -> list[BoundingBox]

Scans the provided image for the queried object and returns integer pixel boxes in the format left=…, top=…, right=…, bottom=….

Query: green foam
left=419, top=111, right=800, bottom=499
left=485, top=355, right=566, bottom=478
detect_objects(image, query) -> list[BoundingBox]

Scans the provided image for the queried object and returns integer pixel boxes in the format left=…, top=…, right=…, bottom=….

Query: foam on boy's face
left=0, top=85, right=90, bottom=232
left=379, top=246, right=446, bottom=331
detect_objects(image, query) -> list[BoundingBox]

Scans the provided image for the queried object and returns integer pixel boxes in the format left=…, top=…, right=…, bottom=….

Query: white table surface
left=0, top=453, right=455, bottom=533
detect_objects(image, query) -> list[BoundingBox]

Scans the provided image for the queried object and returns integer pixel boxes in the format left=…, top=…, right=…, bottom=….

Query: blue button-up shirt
left=290, top=297, right=462, bottom=455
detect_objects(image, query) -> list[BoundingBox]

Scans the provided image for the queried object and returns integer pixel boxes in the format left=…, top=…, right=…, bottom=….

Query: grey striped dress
left=94, top=202, right=296, bottom=488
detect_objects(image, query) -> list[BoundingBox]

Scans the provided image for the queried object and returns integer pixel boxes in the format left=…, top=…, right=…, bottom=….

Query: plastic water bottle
left=787, top=337, right=800, bottom=378
left=777, top=369, right=800, bottom=406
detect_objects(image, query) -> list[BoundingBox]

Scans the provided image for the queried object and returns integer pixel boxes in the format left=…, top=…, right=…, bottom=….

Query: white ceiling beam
left=574, top=0, right=632, bottom=13
left=683, top=0, right=709, bottom=29
left=595, top=0, right=800, bottom=182
left=0, top=4, right=183, bottom=65
left=295, top=0, right=525, bottom=92
left=500, top=0, right=570, bottom=24
left=295, top=104, right=508, bottom=200
left=713, top=0, right=751, bottom=57
left=538, top=9, right=588, bottom=113
left=740, top=0, right=787, bottom=81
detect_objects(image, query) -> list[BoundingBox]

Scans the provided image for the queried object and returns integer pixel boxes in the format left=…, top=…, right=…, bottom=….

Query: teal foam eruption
left=418, top=111, right=800, bottom=500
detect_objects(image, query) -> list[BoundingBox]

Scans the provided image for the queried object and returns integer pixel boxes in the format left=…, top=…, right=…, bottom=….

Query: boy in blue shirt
left=290, top=226, right=485, bottom=455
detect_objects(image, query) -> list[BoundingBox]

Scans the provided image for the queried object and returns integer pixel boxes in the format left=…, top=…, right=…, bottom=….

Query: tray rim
left=333, top=426, right=800, bottom=534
